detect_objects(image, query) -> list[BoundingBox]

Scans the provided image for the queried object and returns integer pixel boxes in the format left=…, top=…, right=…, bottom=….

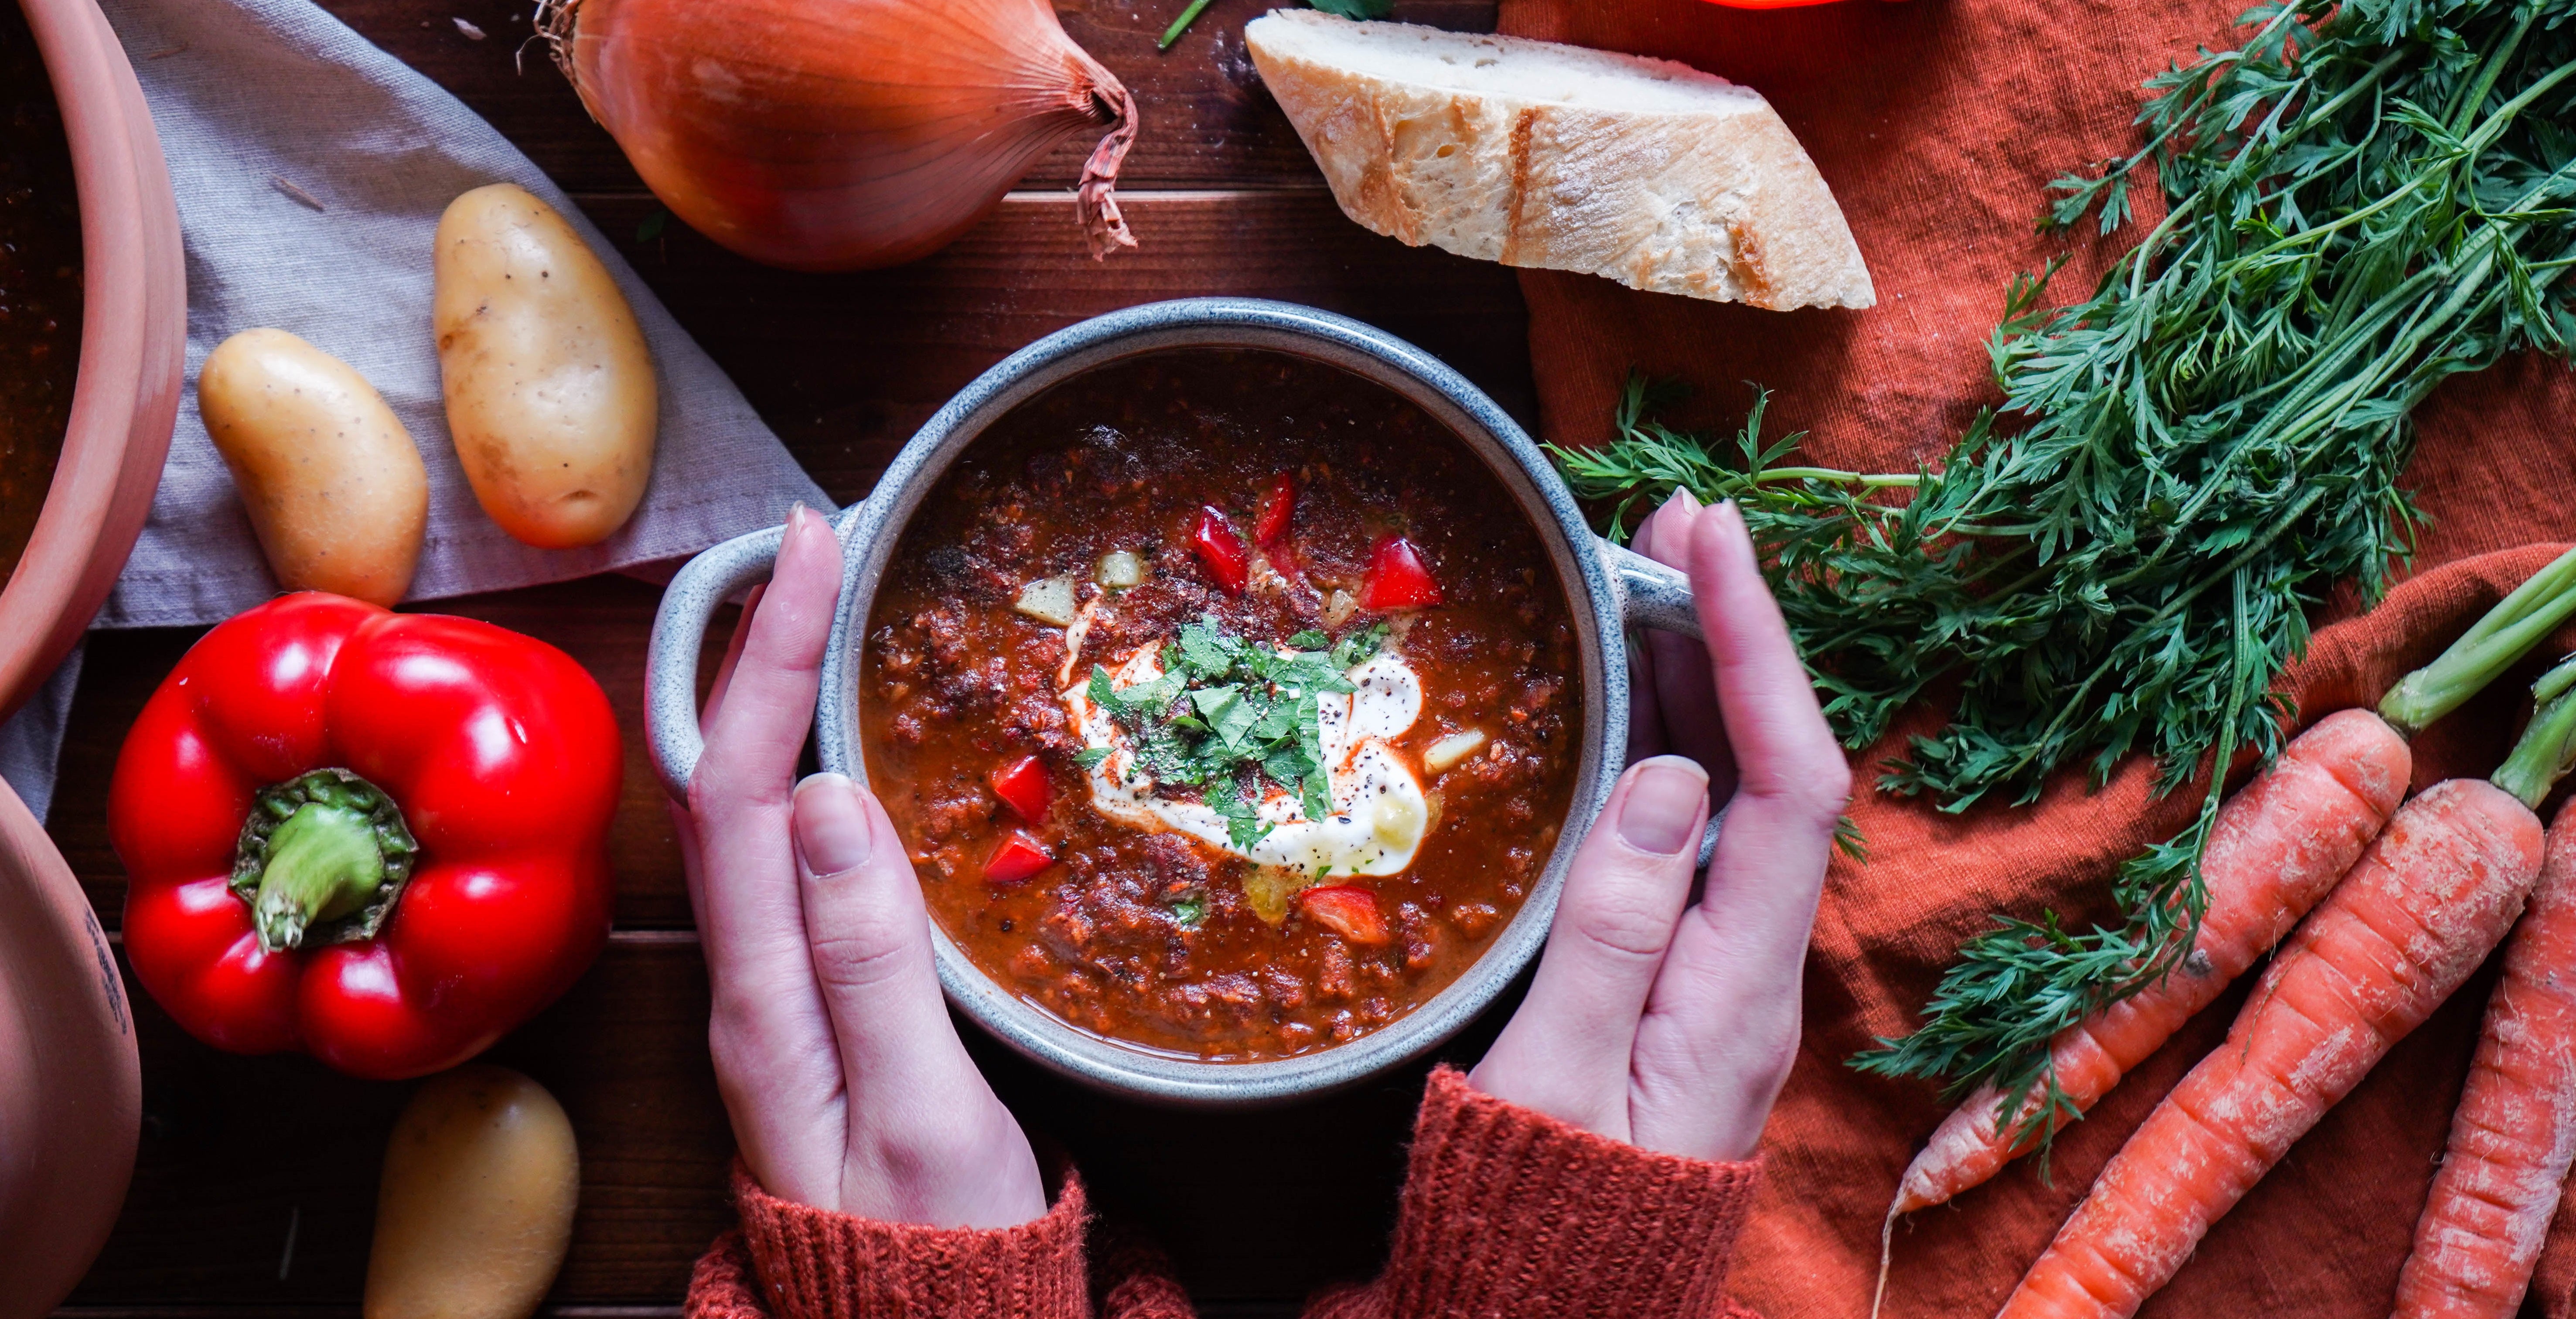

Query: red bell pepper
left=1299, top=885, right=1391, bottom=945
left=1254, top=473, right=1296, bottom=550
left=984, top=830, right=1054, bottom=884
left=111, top=593, right=621, bottom=1080
left=989, top=755, right=1051, bottom=822
left=1190, top=505, right=1251, bottom=596
left=1361, top=535, right=1443, bottom=610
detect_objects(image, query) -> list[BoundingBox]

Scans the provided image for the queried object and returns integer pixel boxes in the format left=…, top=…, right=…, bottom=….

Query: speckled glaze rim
left=648, top=299, right=1699, bottom=1107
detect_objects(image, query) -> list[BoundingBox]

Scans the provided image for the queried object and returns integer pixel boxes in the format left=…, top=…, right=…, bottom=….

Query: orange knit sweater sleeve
left=683, top=1066, right=1765, bottom=1319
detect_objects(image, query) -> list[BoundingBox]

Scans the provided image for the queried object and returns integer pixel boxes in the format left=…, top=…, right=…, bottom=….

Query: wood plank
left=69, top=940, right=735, bottom=1304
left=588, top=188, right=1538, bottom=505
left=310, top=0, right=1498, bottom=196
left=64, top=934, right=1524, bottom=1306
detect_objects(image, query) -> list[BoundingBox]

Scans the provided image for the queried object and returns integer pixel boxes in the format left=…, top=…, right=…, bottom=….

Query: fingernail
left=1617, top=756, right=1708, bottom=855
left=793, top=773, right=873, bottom=876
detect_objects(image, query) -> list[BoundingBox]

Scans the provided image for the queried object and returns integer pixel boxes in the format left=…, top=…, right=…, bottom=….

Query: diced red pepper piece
left=983, top=830, right=1054, bottom=885
left=988, top=755, right=1051, bottom=822
left=1299, top=884, right=1391, bottom=945
left=1191, top=506, right=1250, bottom=596
left=1361, top=536, right=1443, bottom=610
left=1254, top=473, right=1296, bottom=549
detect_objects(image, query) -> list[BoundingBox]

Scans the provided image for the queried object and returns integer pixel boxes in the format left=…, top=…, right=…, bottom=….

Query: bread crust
left=1247, top=11, right=1874, bottom=311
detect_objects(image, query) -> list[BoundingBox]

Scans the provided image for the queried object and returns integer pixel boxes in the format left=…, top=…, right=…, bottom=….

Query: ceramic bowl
left=5, top=0, right=184, bottom=720
left=646, top=299, right=1703, bottom=1106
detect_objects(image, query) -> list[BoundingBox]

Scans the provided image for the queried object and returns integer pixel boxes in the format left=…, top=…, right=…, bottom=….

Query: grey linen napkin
left=96, top=0, right=828, bottom=629
left=2, top=648, right=81, bottom=823
left=4, top=0, right=829, bottom=818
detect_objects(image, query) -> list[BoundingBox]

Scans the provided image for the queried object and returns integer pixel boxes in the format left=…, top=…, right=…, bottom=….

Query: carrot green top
left=2382, top=546, right=2576, bottom=739
left=2492, top=655, right=2576, bottom=811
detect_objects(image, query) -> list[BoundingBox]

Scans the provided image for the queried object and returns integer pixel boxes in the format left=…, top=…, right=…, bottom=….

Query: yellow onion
left=539, top=0, right=1138, bottom=271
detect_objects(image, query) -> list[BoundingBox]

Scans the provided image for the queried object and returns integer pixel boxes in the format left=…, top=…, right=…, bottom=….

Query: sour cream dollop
left=1062, top=642, right=1430, bottom=876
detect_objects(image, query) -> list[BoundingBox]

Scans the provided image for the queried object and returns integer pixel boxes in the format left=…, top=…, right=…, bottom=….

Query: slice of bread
left=1245, top=11, right=1873, bottom=311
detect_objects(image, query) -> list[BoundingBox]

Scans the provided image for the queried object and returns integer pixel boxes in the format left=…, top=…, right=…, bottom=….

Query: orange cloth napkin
left=1490, top=1, right=2576, bottom=1315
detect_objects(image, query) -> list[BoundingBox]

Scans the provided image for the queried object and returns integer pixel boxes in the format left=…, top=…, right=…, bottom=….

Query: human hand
left=674, top=505, right=1046, bottom=1227
left=1624, top=487, right=1735, bottom=783
left=1471, top=496, right=1849, bottom=1162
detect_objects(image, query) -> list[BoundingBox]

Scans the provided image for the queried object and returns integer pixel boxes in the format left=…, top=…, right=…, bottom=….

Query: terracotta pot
left=8, top=0, right=184, bottom=719
left=0, top=0, right=178, bottom=1311
left=0, top=757, right=140, bottom=1317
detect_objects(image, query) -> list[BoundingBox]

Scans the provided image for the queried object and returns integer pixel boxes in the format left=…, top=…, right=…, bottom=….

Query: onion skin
left=548, top=0, right=1139, bottom=272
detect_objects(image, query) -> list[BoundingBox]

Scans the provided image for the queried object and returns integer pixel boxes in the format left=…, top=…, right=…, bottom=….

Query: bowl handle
left=1603, top=538, right=1702, bottom=641
left=645, top=522, right=792, bottom=800
left=1600, top=536, right=1730, bottom=867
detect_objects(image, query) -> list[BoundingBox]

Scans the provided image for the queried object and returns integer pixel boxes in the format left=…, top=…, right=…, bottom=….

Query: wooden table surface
left=58, top=2, right=1535, bottom=1314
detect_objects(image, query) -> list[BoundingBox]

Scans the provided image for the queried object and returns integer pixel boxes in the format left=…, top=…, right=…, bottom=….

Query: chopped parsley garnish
left=1170, top=893, right=1207, bottom=927
left=1084, top=617, right=1389, bottom=850
left=1330, top=621, right=1391, bottom=671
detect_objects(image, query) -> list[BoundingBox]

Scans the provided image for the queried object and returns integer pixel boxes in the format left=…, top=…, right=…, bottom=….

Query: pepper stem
left=2494, top=656, right=2576, bottom=810
left=232, top=769, right=419, bottom=954
left=2381, top=545, right=2576, bottom=738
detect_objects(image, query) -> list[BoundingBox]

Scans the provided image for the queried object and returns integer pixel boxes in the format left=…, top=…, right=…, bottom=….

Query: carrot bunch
left=1997, top=773, right=2546, bottom=1318
left=1876, top=547, right=2576, bottom=1319
left=1992, top=631, right=2576, bottom=1316
left=1890, top=550, right=2576, bottom=1228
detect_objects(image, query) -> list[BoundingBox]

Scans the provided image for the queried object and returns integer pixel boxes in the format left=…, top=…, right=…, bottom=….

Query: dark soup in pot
left=860, top=348, right=1585, bottom=1060
left=0, top=4, right=79, bottom=584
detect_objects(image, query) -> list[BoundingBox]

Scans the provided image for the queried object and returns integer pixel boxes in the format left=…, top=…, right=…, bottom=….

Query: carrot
left=1996, top=772, right=2550, bottom=1319
left=1887, top=549, right=2576, bottom=1230
left=2392, top=703, right=2576, bottom=1316
left=1890, top=709, right=2412, bottom=1220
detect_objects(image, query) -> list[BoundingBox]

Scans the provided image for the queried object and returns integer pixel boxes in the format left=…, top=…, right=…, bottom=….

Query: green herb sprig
left=1552, top=0, right=2576, bottom=1155
left=1082, top=618, right=1388, bottom=849
left=1160, top=0, right=1390, bottom=52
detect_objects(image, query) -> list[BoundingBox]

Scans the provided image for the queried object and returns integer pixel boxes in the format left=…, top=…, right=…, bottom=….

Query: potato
left=1014, top=574, right=1079, bottom=626
left=1423, top=728, right=1487, bottom=774
left=433, top=183, right=656, bottom=549
left=366, top=1065, right=579, bottom=1319
left=198, top=328, right=428, bottom=607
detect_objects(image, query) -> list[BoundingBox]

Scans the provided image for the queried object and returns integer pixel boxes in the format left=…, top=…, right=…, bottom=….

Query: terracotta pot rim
left=9, top=0, right=181, bottom=718
left=0, top=1, right=171, bottom=1312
